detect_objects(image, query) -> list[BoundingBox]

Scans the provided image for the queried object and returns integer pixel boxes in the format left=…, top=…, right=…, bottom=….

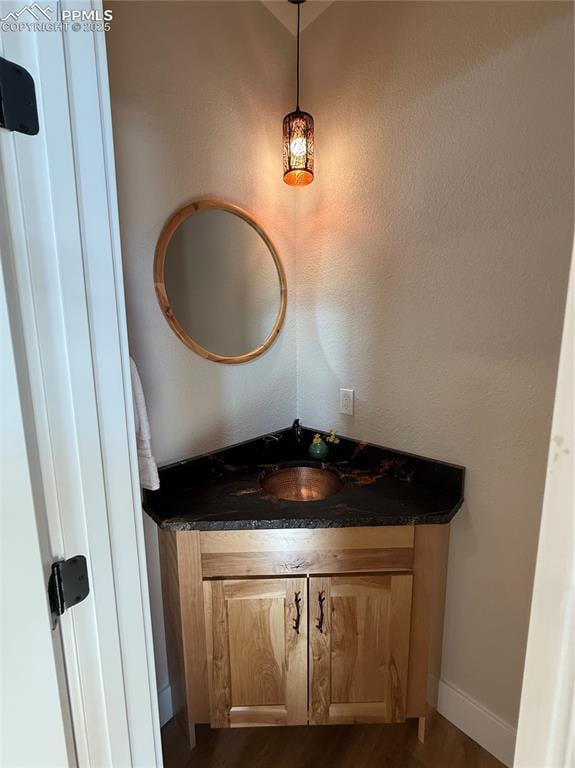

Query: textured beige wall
left=107, top=1, right=296, bottom=467
left=106, top=1, right=296, bottom=705
left=298, top=1, right=573, bottom=728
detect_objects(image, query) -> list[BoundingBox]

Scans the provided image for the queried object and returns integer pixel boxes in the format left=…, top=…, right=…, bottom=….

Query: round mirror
left=154, top=200, right=287, bottom=363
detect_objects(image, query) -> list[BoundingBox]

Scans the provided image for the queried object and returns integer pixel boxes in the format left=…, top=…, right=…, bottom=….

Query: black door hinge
left=0, top=56, right=39, bottom=135
left=48, top=556, right=90, bottom=623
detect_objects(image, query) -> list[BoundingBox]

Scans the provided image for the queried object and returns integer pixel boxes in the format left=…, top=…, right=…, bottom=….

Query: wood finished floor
left=162, top=711, right=504, bottom=768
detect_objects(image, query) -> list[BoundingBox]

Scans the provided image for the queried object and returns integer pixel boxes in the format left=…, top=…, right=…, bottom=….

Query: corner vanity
left=144, top=425, right=464, bottom=748
left=145, top=196, right=466, bottom=746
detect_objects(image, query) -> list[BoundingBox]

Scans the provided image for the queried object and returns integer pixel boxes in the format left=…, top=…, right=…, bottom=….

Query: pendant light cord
left=296, top=2, right=301, bottom=110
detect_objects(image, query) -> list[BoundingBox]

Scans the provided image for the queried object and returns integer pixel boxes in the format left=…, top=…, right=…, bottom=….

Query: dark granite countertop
left=143, top=426, right=465, bottom=531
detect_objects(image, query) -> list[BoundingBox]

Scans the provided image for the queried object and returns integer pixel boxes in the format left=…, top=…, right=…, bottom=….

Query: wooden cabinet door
left=309, top=574, right=413, bottom=724
left=203, top=577, right=307, bottom=727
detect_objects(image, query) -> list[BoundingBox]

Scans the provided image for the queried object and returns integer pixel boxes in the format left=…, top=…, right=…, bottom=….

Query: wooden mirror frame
left=154, top=199, right=288, bottom=364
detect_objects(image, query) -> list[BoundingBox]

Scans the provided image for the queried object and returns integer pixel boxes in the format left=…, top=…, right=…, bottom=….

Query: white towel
left=130, top=357, right=160, bottom=491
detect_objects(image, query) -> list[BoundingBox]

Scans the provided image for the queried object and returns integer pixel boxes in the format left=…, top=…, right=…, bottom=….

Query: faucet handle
left=292, top=419, right=303, bottom=443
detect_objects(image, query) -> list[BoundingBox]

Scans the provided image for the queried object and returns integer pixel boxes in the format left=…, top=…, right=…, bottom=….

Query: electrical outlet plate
left=339, top=388, right=354, bottom=416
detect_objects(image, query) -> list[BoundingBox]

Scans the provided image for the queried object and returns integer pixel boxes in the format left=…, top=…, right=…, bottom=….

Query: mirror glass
left=157, top=203, right=286, bottom=362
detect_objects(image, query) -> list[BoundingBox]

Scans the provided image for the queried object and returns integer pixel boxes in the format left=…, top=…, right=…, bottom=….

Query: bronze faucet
left=292, top=419, right=303, bottom=444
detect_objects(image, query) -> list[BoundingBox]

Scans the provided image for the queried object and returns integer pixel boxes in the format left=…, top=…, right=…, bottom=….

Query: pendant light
left=283, top=0, right=314, bottom=186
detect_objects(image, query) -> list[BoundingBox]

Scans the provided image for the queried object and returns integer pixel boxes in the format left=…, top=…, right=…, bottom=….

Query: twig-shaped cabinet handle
left=293, top=591, right=302, bottom=634
left=316, top=590, right=326, bottom=633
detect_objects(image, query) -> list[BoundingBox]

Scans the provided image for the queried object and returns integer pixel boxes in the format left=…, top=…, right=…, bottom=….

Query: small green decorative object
left=309, top=436, right=329, bottom=460
left=308, top=430, right=339, bottom=461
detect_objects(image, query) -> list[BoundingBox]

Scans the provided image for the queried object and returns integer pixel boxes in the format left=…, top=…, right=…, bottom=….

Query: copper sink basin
left=260, top=465, right=344, bottom=502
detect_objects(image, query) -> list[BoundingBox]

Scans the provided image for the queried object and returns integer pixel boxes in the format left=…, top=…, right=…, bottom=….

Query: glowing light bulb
left=290, top=137, right=307, bottom=158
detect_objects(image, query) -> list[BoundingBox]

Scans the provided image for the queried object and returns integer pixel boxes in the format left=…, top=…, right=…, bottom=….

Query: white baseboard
left=157, top=683, right=174, bottom=727
left=437, top=679, right=517, bottom=767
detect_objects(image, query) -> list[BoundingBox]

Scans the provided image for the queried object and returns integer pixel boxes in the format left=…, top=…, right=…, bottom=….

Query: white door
left=0, top=3, right=161, bottom=765
left=514, top=246, right=574, bottom=766
left=1, top=244, right=75, bottom=767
